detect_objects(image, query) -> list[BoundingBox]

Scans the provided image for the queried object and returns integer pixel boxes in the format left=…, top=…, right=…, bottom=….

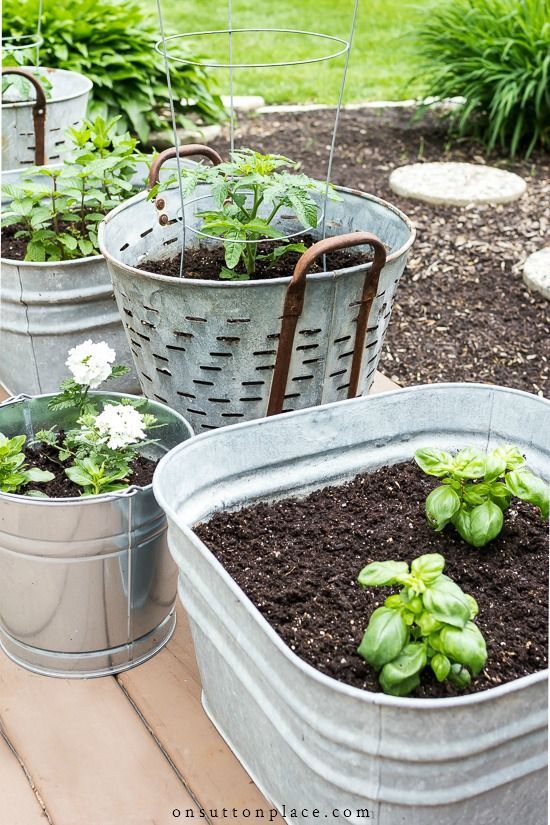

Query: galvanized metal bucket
left=154, top=384, right=549, bottom=824
left=99, top=148, right=415, bottom=431
left=0, top=161, right=190, bottom=396
left=1, top=66, right=92, bottom=170
left=0, top=391, right=193, bottom=678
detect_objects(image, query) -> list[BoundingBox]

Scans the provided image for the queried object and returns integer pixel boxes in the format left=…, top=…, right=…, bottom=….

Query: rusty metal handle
left=267, top=232, right=388, bottom=417
left=2, top=67, right=47, bottom=166
left=147, top=143, right=223, bottom=189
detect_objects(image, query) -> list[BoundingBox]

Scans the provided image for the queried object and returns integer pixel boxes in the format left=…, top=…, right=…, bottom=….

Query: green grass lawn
left=149, top=0, right=430, bottom=104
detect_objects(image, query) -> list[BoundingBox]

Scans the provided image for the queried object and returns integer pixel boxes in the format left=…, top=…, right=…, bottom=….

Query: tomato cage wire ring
left=2, top=0, right=43, bottom=65
left=174, top=192, right=326, bottom=244
left=154, top=0, right=359, bottom=278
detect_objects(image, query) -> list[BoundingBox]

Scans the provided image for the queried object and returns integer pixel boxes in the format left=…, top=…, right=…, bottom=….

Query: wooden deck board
left=118, top=611, right=285, bottom=824
left=0, top=728, right=49, bottom=825
left=0, top=652, right=202, bottom=824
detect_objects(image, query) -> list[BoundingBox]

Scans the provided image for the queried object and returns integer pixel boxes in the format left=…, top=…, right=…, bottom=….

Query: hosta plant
left=415, top=445, right=549, bottom=547
left=357, top=553, right=487, bottom=696
left=150, top=148, right=337, bottom=280
left=1, top=115, right=140, bottom=262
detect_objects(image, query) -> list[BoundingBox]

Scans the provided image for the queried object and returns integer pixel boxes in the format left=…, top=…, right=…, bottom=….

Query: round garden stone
left=523, top=248, right=550, bottom=300
left=389, top=162, right=527, bottom=206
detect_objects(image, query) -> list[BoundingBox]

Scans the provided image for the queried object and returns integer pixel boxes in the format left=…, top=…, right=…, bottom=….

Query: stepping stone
left=523, top=247, right=550, bottom=300
left=389, top=162, right=526, bottom=206
left=221, top=95, right=265, bottom=112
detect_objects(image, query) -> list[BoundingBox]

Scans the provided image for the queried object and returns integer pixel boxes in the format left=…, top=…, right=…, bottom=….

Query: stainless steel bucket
left=154, top=384, right=549, bottom=824
left=99, top=180, right=415, bottom=431
left=0, top=391, right=193, bottom=678
left=2, top=66, right=92, bottom=170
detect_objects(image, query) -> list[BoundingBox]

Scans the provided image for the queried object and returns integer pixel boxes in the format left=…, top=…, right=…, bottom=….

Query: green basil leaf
left=357, top=560, right=409, bottom=587
left=414, top=448, right=454, bottom=477
left=439, top=621, right=487, bottom=675
left=468, top=500, right=504, bottom=547
left=379, top=643, right=427, bottom=696
left=417, top=611, right=442, bottom=635
left=423, top=575, right=471, bottom=628
left=484, top=451, right=507, bottom=482
left=431, top=652, right=451, bottom=682
left=493, top=444, right=525, bottom=470
left=451, top=507, right=473, bottom=544
left=487, top=481, right=512, bottom=511
left=426, top=485, right=461, bottom=530
left=411, top=553, right=446, bottom=584
left=447, top=663, right=472, bottom=689
left=384, top=594, right=403, bottom=609
left=452, top=446, right=486, bottom=479
left=357, top=606, right=408, bottom=670
left=505, top=469, right=549, bottom=519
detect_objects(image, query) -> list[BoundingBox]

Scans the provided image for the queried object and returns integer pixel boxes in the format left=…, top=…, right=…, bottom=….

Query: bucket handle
left=2, top=67, right=46, bottom=166
left=267, top=232, right=387, bottom=416
left=147, top=143, right=223, bottom=190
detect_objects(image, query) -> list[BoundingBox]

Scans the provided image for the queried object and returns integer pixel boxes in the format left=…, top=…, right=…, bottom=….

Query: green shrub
left=2, top=0, right=225, bottom=143
left=416, top=0, right=550, bottom=156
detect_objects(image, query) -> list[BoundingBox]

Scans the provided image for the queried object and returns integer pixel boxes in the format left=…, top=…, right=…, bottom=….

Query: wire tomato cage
left=2, top=0, right=44, bottom=66
left=154, top=0, right=359, bottom=278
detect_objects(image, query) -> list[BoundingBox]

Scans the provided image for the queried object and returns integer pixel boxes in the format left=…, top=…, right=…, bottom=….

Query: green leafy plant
left=151, top=148, right=337, bottom=280
left=415, top=444, right=549, bottom=547
left=0, top=433, right=54, bottom=495
left=415, top=0, right=550, bottom=156
left=357, top=553, right=487, bottom=696
left=2, top=0, right=225, bottom=143
left=2, top=115, right=140, bottom=262
left=2, top=46, right=53, bottom=101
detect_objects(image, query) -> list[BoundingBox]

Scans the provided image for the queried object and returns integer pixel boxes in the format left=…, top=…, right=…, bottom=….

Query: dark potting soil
left=23, top=435, right=157, bottom=498
left=196, top=460, right=549, bottom=699
left=136, top=234, right=372, bottom=281
left=1, top=219, right=94, bottom=262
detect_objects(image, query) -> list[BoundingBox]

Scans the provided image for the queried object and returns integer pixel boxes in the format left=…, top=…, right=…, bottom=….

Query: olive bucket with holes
left=99, top=145, right=415, bottom=431
left=1, top=66, right=92, bottom=170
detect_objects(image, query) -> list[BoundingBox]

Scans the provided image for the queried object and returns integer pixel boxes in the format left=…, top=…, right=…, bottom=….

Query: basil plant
left=415, top=444, right=549, bottom=547
left=357, top=553, right=487, bottom=696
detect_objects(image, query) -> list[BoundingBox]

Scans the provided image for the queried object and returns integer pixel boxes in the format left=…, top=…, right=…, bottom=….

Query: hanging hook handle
left=267, top=231, right=387, bottom=416
left=147, top=143, right=223, bottom=189
left=2, top=67, right=47, bottom=166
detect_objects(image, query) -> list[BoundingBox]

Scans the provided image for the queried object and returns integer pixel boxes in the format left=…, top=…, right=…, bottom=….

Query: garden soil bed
left=137, top=235, right=371, bottom=281
left=196, top=460, right=548, bottom=699
left=212, top=108, right=549, bottom=395
left=23, top=437, right=156, bottom=498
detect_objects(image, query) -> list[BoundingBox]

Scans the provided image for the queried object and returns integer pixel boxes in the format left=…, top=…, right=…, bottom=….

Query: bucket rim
left=1, top=66, right=93, bottom=109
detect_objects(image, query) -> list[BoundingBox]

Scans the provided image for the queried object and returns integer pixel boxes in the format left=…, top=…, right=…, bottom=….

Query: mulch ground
left=214, top=107, right=549, bottom=395
left=196, top=460, right=548, bottom=698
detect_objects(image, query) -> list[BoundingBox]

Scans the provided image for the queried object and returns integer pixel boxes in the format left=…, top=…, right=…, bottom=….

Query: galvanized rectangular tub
left=153, top=384, right=549, bottom=824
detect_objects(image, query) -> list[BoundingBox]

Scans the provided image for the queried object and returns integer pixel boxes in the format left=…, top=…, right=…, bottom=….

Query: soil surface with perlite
left=196, top=461, right=548, bottom=699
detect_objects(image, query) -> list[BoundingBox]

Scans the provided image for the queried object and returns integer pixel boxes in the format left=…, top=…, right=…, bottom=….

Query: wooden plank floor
left=0, top=372, right=399, bottom=824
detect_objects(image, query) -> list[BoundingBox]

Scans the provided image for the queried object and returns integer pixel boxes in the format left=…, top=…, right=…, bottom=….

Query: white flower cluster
left=66, top=340, right=116, bottom=388
left=95, top=404, right=147, bottom=450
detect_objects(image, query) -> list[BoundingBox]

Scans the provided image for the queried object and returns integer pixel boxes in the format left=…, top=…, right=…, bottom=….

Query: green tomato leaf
left=414, top=448, right=454, bottom=477
left=411, top=553, right=446, bottom=584
left=378, top=643, right=427, bottom=696
left=423, top=575, right=471, bottom=628
left=426, top=485, right=461, bottom=530
left=439, top=621, right=487, bottom=676
left=357, top=560, right=409, bottom=587
left=468, top=500, right=504, bottom=547
left=357, top=606, right=409, bottom=670
left=431, top=652, right=451, bottom=682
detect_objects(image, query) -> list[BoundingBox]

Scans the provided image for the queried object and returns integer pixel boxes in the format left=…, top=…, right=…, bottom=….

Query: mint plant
left=150, top=148, right=338, bottom=280
left=0, top=433, right=54, bottom=495
left=415, top=445, right=549, bottom=547
left=1, top=115, right=139, bottom=262
left=357, top=553, right=487, bottom=696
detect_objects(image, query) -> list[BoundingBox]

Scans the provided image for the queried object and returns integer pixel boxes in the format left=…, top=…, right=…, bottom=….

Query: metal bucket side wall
left=100, top=186, right=414, bottom=430
left=155, top=385, right=549, bottom=823
left=2, top=67, right=92, bottom=169
left=0, top=256, right=140, bottom=395
left=0, top=392, right=193, bottom=676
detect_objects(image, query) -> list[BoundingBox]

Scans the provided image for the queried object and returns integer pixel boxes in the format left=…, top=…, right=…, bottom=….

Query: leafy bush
left=416, top=0, right=550, bottom=156
left=2, top=0, right=225, bottom=143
